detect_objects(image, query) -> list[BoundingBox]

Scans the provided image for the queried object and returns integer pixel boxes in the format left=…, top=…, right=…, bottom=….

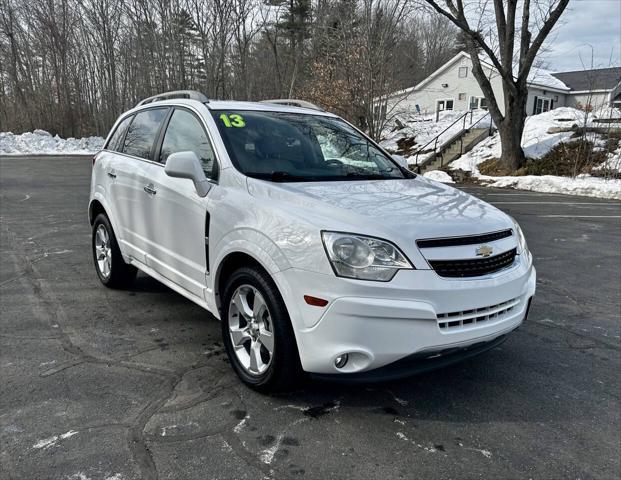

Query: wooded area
left=0, top=0, right=460, bottom=139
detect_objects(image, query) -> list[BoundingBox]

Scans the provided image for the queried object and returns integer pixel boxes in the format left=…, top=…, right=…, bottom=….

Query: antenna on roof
left=136, top=90, right=209, bottom=108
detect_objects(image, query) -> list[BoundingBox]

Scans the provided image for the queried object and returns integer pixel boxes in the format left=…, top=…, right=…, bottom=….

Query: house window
left=458, top=67, right=468, bottom=78
left=469, top=96, right=488, bottom=110
left=458, top=93, right=466, bottom=101
left=437, top=99, right=454, bottom=112
left=534, top=96, right=551, bottom=115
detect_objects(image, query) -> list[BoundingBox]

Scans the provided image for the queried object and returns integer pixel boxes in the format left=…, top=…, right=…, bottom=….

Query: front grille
left=417, top=229, right=513, bottom=249
left=429, top=248, right=517, bottom=278
left=437, top=297, right=520, bottom=330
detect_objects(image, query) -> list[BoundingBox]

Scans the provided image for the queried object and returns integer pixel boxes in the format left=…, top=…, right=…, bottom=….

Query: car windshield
left=211, top=110, right=408, bottom=182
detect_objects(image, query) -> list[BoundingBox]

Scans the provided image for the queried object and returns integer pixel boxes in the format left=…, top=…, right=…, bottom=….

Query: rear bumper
left=273, top=257, right=536, bottom=375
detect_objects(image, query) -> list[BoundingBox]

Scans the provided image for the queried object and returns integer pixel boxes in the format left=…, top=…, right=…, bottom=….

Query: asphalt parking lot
left=1, top=155, right=620, bottom=480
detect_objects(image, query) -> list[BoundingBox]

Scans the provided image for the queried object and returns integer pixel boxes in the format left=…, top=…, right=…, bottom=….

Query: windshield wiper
left=344, top=172, right=401, bottom=180
left=245, top=171, right=310, bottom=182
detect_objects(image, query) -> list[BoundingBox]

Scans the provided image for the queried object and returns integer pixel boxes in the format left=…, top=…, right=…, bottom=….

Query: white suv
left=89, top=90, right=535, bottom=391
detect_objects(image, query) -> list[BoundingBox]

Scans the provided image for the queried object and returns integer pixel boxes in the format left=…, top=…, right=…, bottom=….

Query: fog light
left=334, top=354, right=349, bottom=369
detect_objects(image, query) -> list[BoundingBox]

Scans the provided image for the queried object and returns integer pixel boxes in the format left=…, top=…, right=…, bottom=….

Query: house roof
left=551, top=67, right=621, bottom=92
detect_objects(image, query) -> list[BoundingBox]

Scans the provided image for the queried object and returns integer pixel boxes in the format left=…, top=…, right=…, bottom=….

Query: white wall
left=525, top=87, right=567, bottom=115
left=387, top=56, right=504, bottom=117
left=565, top=92, right=611, bottom=111
left=386, top=55, right=578, bottom=120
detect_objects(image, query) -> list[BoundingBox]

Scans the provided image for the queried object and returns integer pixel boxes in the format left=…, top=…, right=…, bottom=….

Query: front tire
left=92, top=213, right=137, bottom=288
left=221, top=266, right=303, bottom=392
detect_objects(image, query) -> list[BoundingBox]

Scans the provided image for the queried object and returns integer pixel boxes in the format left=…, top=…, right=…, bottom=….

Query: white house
left=385, top=51, right=621, bottom=118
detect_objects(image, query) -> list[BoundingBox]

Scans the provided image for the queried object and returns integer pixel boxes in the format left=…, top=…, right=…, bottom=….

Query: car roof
left=129, top=99, right=337, bottom=117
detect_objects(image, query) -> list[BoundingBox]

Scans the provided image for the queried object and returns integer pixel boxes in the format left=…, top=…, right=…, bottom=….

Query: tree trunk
left=498, top=85, right=528, bottom=171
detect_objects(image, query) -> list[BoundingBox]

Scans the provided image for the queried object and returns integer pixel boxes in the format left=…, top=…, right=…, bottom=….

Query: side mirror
left=392, top=154, right=409, bottom=169
left=164, top=151, right=211, bottom=197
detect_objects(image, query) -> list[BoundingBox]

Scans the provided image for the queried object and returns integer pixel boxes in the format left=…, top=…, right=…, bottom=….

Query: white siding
left=565, top=92, right=611, bottom=110
left=526, top=87, right=567, bottom=115
left=387, top=57, right=504, bottom=116
left=385, top=54, right=579, bottom=119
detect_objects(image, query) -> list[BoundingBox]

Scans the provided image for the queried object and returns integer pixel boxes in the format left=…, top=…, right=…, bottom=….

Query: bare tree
left=0, top=0, right=461, bottom=138
left=422, top=0, right=570, bottom=170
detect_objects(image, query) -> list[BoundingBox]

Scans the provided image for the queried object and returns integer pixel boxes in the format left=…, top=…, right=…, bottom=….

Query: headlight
left=321, top=231, right=413, bottom=281
left=511, top=218, right=529, bottom=255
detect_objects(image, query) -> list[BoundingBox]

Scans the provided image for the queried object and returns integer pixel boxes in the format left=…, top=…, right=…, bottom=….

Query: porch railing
left=413, top=110, right=493, bottom=170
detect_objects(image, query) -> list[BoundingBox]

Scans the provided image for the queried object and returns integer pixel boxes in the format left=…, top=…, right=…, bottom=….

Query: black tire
left=221, top=266, right=303, bottom=392
left=92, top=213, right=137, bottom=288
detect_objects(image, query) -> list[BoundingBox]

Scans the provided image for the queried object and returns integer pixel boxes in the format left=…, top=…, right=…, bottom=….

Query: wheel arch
left=88, top=196, right=126, bottom=261
left=88, top=199, right=106, bottom=225
left=214, top=251, right=273, bottom=315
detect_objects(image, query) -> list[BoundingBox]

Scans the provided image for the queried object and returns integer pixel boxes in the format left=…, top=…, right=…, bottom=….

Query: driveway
left=1, top=156, right=619, bottom=480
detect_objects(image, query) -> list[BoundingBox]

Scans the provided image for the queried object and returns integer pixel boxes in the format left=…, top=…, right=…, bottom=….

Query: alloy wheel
left=228, top=285, right=274, bottom=375
left=94, top=224, right=112, bottom=279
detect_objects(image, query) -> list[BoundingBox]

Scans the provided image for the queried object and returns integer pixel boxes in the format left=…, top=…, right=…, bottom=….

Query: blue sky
left=542, top=0, right=621, bottom=72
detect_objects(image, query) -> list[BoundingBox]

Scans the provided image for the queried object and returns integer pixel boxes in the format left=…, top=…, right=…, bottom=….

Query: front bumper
left=273, top=257, right=536, bottom=375
left=310, top=331, right=512, bottom=383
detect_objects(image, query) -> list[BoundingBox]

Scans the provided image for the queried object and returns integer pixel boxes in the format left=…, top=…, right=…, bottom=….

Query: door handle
left=107, top=170, right=117, bottom=178
left=143, top=184, right=157, bottom=195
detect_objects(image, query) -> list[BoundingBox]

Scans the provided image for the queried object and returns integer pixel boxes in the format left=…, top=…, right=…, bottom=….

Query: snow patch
left=528, top=68, right=570, bottom=91
left=482, top=174, right=621, bottom=200
left=233, top=414, right=250, bottom=433
left=67, top=474, right=91, bottom=480
left=260, top=433, right=285, bottom=464
left=592, top=106, right=621, bottom=120
left=595, top=141, right=621, bottom=172
left=33, top=430, right=78, bottom=449
left=0, top=130, right=104, bottom=155
left=423, top=170, right=454, bottom=183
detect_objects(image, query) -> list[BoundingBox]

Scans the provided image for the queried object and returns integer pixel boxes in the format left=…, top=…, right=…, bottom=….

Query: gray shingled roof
left=551, top=67, right=621, bottom=91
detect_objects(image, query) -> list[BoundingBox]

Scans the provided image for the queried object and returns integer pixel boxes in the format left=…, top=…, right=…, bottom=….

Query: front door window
left=160, top=109, right=218, bottom=179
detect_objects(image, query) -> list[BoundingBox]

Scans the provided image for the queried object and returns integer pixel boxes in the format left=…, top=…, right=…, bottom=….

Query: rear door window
left=160, top=109, right=218, bottom=179
left=122, top=108, right=168, bottom=160
left=105, top=115, right=133, bottom=152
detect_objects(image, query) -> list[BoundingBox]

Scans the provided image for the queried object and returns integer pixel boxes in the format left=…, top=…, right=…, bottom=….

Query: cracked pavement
left=1, top=156, right=620, bottom=480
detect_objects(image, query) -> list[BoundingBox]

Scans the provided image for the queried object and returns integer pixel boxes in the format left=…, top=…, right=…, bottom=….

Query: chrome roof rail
left=136, top=90, right=209, bottom=107
left=260, top=99, right=324, bottom=111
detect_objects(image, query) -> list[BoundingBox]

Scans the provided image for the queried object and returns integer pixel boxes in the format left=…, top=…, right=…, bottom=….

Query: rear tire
left=92, top=213, right=137, bottom=288
left=221, top=266, right=303, bottom=392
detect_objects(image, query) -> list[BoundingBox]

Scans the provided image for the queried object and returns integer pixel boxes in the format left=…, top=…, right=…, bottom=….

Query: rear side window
left=122, top=108, right=168, bottom=160
left=105, top=115, right=133, bottom=152
left=160, top=109, right=217, bottom=179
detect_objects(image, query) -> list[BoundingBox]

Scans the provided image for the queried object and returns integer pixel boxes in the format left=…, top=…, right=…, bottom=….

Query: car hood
left=247, top=176, right=513, bottom=240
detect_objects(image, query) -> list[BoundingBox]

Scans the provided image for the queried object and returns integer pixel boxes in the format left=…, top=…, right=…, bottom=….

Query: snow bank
left=591, top=106, right=621, bottom=120
left=450, top=108, right=621, bottom=199
left=453, top=107, right=621, bottom=171
left=423, top=170, right=454, bottom=183
left=595, top=141, right=621, bottom=172
left=482, top=174, right=621, bottom=200
left=0, top=130, right=104, bottom=155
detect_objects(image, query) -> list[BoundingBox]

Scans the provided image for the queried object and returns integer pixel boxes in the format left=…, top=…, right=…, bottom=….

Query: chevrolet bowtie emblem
left=475, top=245, right=494, bottom=257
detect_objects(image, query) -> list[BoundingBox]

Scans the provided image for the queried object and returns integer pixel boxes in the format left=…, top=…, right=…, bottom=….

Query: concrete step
left=419, top=126, right=494, bottom=173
